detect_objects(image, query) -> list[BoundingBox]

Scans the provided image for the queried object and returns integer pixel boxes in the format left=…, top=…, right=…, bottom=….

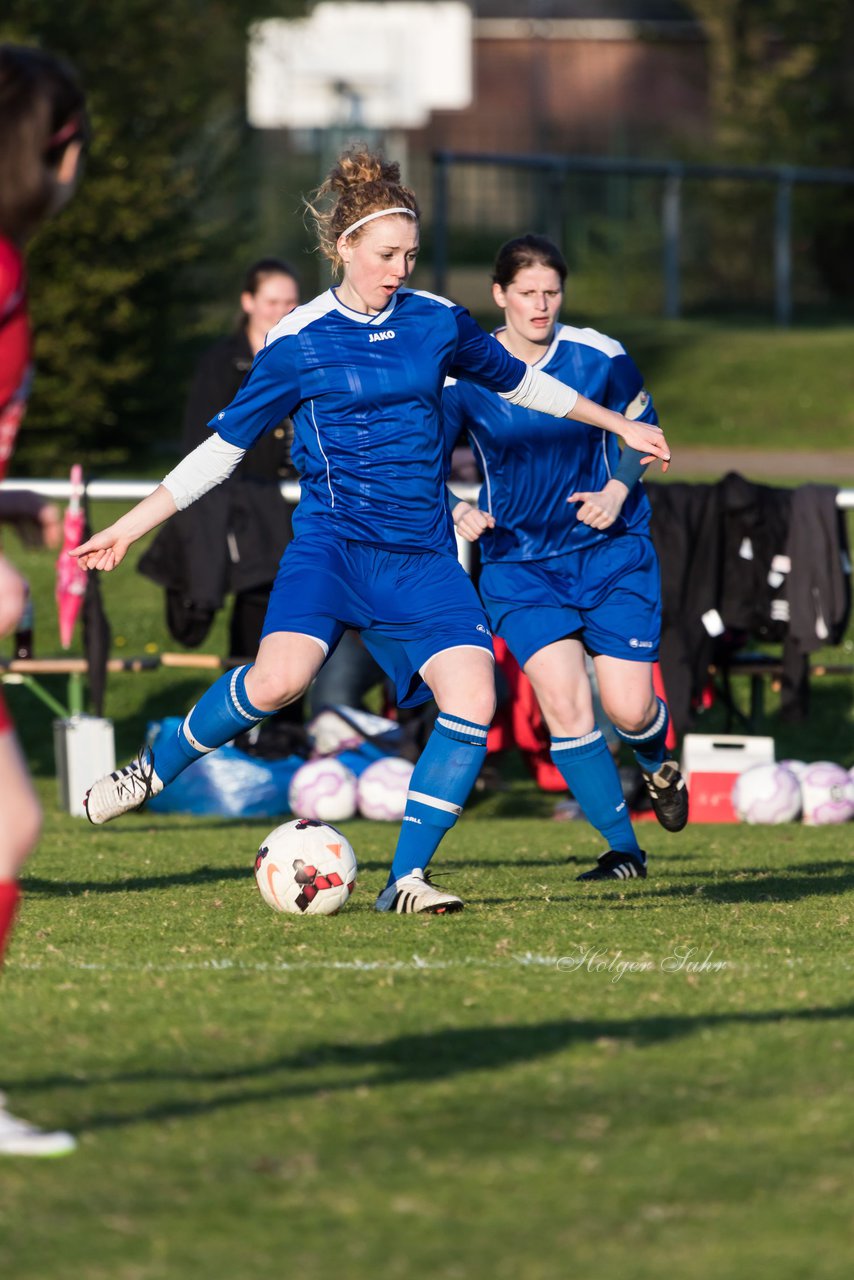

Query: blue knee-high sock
left=551, top=729, right=641, bottom=855
left=150, top=664, right=268, bottom=786
left=613, top=697, right=670, bottom=774
left=388, top=714, right=489, bottom=885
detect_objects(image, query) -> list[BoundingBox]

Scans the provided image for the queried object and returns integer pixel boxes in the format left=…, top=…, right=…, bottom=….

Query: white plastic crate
left=53, top=715, right=116, bottom=818
left=681, top=733, right=775, bottom=822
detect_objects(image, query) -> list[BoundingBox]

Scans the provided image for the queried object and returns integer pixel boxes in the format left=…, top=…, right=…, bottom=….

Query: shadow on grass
left=22, top=865, right=252, bottom=896
left=564, top=859, right=854, bottom=906
left=22, top=849, right=853, bottom=903
left=12, top=1000, right=854, bottom=1134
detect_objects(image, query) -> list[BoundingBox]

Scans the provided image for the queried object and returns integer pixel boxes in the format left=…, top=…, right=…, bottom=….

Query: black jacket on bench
left=646, top=474, right=850, bottom=734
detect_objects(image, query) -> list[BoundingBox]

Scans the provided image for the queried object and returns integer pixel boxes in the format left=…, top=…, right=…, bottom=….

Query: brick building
left=418, top=1, right=708, bottom=156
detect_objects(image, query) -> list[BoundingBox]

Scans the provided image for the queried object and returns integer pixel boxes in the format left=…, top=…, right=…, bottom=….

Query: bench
left=708, top=652, right=854, bottom=732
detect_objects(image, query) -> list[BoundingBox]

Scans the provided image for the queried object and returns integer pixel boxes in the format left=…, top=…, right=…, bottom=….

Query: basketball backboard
left=247, top=1, right=473, bottom=130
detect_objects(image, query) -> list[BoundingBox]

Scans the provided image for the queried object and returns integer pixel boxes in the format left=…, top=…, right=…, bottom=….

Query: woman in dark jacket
left=141, top=259, right=300, bottom=658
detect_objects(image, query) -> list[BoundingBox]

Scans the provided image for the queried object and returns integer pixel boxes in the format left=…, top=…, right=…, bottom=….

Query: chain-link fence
left=427, top=151, right=854, bottom=325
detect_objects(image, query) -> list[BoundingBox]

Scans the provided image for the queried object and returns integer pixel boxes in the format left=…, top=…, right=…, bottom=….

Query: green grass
left=1, top=803, right=853, bottom=1279
left=465, top=315, right=854, bottom=455
left=2, top=504, right=854, bottom=1279
left=592, top=320, right=854, bottom=453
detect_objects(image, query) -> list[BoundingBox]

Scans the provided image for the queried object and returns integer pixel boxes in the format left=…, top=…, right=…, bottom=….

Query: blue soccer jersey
left=208, top=287, right=528, bottom=553
left=442, top=323, right=657, bottom=562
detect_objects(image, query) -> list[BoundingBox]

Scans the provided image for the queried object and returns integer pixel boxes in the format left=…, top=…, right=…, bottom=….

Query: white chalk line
left=10, top=953, right=560, bottom=975
left=8, top=953, right=851, bottom=977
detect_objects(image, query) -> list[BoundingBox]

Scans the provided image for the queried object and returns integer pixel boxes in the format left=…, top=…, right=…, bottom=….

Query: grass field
left=1, top=504, right=853, bottom=1278
left=596, top=321, right=854, bottom=455
left=1, top=797, right=853, bottom=1280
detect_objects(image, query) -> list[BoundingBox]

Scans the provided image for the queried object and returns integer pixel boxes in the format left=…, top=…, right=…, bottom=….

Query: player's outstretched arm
left=70, top=484, right=178, bottom=572
left=567, top=393, right=670, bottom=471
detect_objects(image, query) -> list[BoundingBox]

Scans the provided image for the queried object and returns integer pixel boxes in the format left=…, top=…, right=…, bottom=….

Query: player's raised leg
left=375, top=646, right=495, bottom=914
left=84, top=633, right=325, bottom=823
left=595, top=655, right=688, bottom=833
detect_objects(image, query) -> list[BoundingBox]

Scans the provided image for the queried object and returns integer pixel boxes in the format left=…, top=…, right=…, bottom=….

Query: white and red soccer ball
left=287, top=758, right=358, bottom=822
left=799, top=762, right=854, bottom=826
left=357, top=756, right=415, bottom=821
left=254, top=818, right=357, bottom=915
left=731, top=763, right=802, bottom=824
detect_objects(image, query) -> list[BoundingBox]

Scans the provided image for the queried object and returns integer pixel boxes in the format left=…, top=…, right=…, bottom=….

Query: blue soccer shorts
left=478, top=533, right=661, bottom=668
left=262, top=535, right=494, bottom=707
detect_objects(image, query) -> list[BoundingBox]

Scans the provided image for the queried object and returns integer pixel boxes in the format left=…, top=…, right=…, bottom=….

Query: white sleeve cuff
left=499, top=366, right=578, bottom=417
left=161, top=433, right=246, bottom=510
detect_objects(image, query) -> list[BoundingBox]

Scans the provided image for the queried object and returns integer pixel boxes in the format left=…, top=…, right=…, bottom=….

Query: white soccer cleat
left=85, top=748, right=163, bottom=825
left=374, top=867, right=464, bottom=914
left=0, top=1096, right=76, bottom=1157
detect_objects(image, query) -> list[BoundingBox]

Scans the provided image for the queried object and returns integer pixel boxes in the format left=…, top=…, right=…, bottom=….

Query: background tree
left=685, top=0, right=854, bottom=303
left=1, top=0, right=307, bottom=475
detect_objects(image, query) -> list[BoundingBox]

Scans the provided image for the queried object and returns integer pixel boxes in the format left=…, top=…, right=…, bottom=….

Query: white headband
left=339, top=206, right=418, bottom=240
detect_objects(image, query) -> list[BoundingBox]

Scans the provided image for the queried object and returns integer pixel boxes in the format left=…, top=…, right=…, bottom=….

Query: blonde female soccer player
left=75, top=152, right=671, bottom=913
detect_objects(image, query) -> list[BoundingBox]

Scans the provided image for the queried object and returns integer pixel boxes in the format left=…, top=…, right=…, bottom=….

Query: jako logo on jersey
left=368, top=329, right=396, bottom=344
left=629, top=638, right=654, bottom=649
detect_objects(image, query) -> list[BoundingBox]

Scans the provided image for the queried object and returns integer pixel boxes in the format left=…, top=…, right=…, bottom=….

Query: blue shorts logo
left=629, top=637, right=654, bottom=649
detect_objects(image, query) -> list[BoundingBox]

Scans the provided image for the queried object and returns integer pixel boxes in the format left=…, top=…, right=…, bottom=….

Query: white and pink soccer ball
left=799, top=762, right=854, bottom=826
left=731, top=763, right=802, bottom=824
left=254, top=818, right=357, bottom=915
left=357, top=756, right=415, bottom=821
left=287, top=758, right=358, bottom=823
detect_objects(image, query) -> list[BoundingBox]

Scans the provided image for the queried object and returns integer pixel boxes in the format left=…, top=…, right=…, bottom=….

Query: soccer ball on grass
left=287, top=758, right=358, bottom=822
left=799, top=762, right=854, bottom=826
left=357, top=756, right=415, bottom=820
left=254, top=818, right=357, bottom=915
left=731, top=763, right=801, bottom=824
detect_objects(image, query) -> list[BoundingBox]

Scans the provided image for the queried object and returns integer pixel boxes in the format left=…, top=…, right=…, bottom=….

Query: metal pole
left=432, top=152, right=450, bottom=297
left=662, top=170, right=682, bottom=320
left=775, top=172, right=793, bottom=326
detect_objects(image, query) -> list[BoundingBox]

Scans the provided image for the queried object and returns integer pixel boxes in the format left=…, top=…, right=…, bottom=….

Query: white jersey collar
left=329, top=287, right=399, bottom=326
left=493, top=323, right=562, bottom=370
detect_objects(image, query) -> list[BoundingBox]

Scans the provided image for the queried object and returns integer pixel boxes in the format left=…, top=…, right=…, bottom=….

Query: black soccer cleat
left=576, top=850, right=648, bottom=881
left=640, top=760, right=689, bottom=832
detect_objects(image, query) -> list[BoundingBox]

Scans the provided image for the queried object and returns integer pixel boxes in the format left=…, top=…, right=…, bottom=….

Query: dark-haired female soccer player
left=75, top=155, right=671, bottom=914
left=444, top=235, right=688, bottom=881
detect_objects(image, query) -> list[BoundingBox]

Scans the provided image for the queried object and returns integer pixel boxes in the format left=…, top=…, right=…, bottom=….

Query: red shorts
left=0, top=687, right=12, bottom=734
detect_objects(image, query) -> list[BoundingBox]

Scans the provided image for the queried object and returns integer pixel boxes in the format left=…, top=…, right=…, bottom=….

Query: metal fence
left=430, top=150, right=854, bottom=326
left=3, top=479, right=853, bottom=508
left=2, top=479, right=852, bottom=582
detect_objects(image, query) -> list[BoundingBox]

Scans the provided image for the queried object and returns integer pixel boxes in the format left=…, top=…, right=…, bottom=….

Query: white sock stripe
left=437, top=716, right=488, bottom=740
left=181, top=717, right=217, bottom=755
left=551, top=729, right=603, bottom=752
left=619, top=700, right=667, bottom=742
left=407, top=790, right=463, bottom=817
left=229, top=666, right=265, bottom=723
